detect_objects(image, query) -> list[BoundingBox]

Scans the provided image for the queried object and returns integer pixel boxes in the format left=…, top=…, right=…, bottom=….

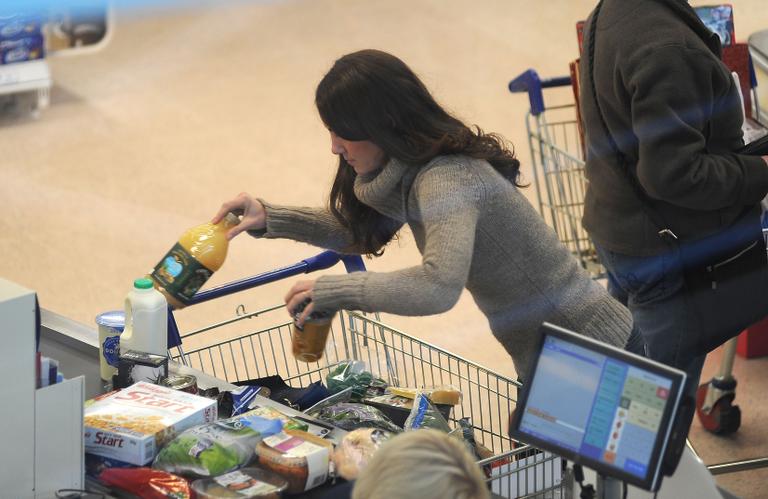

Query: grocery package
left=97, top=467, right=192, bottom=499
left=228, top=386, right=262, bottom=416
left=326, top=361, right=387, bottom=399
left=331, top=428, right=392, bottom=480
left=316, top=403, right=402, bottom=433
left=388, top=384, right=462, bottom=405
left=121, top=278, right=168, bottom=356
left=363, top=393, right=453, bottom=428
left=291, top=297, right=335, bottom=363
left=115, top=349, right=169, bottom=388
left=456, top=418, right=495, bottom=477
left=0, top=34, right=44, bottom=64
left=241, top=375, right=329, bottom=411
left=0, top=14, right=44, bottom=65
left=160, top=373, right=199, bottom=394
left=0, top=14, right=43, bottom=40
left=84, top=382, right=218, bottom=465
left=153, top=413, right=283, bottom=477
left=151, top=213, right=240, bottom=309
left=191, top=468, right=288, bottom=498
left=403, top=392, right=452, bottom=432
left=255, top=429, right=333, bottom=494
left=304, top=387, right=355, bottom=417
left=243, top=405, right=309, bottom=432
left=85, top=453, right=133, bottom=480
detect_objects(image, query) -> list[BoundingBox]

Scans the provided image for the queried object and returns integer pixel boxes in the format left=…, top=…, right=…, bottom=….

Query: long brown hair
left=316, top=49, right=522, bottom=255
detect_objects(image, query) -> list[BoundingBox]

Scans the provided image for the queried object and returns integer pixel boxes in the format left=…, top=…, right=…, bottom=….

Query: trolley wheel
left=696, top=382, right=741, bottom=434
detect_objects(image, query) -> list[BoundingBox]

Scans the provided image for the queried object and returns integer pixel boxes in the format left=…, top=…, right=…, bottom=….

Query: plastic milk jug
left=150, top=213, right=240, bottom=309
left=121, top=278, right=168, bottom=356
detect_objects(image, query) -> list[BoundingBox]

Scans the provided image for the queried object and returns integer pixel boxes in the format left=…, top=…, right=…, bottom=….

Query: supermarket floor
left=1, top=1, right=767, bottom=496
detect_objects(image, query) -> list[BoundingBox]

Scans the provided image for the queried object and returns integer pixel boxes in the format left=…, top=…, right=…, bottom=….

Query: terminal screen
left=518, top=334, right=674, bottom=480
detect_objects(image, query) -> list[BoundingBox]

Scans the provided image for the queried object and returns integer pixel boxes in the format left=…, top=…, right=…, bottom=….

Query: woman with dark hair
left=213, top=49, right=636, bottom=377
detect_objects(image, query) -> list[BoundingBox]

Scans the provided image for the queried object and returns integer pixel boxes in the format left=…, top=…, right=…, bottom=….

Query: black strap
left=586, top=1, right=679, bottom=242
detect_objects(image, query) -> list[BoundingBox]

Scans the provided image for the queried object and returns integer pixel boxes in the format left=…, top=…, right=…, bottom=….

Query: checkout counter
left=0, top=278, right=734, bottom=499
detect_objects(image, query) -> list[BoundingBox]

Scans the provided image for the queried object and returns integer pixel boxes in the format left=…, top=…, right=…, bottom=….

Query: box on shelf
left=83, top=381, right=217, bottom=465
left=0, top=14, right=43, bottom=41
left=0, top=34, right=44, bottom=65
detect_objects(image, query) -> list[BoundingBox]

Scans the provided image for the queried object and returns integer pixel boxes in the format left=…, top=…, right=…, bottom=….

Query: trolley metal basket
left=508, top=69, right=602, bottom=278
left=167, top=251, right=570, bottom=498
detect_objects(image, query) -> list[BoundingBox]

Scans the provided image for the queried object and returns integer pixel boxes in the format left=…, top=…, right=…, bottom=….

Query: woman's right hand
left=212, top=192, right=266, bottom=240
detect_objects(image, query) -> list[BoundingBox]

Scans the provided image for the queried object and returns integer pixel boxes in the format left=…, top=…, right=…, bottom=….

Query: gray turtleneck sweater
left=257, top=156, right=632, bottom=376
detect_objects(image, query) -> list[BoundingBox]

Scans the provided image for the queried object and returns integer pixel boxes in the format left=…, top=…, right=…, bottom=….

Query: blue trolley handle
left=167, top=251, right=366, bottom=350
left=508, top=69, right=572, bottom=116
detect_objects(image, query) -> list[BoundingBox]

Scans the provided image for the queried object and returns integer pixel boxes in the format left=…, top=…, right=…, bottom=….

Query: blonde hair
left=351, top=429, right=490, bottom=499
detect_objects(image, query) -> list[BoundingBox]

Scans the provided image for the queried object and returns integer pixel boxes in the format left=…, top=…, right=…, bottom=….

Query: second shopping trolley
left=508, top=69, right=602, bottom=278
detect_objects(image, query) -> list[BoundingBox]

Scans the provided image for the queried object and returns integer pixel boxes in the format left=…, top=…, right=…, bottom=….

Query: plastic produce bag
left=316, top=402, right=402, bottom=433
left=332, top=428, right=393, bottom=480
left=403, top=392, right=452, bottom=432
left=326, top=361, right=386, bottom=399
left=153, top=414, right=283, bottom=478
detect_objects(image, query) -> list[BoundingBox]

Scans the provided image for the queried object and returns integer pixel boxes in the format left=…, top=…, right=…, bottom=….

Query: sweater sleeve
left=251, top=200, right=401, bottom=255
left=311, top=161, right=480, bottom=315
left=627, top=44, right=768, bottom=209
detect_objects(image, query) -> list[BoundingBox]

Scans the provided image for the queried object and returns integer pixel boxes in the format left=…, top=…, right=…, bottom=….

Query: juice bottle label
left=151, top=242, right=213, bottom=304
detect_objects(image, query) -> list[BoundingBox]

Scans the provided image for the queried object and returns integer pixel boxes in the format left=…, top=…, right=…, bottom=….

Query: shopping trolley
left=165, top=250, right=570, bottom=498
left=507, top=69, right=603, bottom=278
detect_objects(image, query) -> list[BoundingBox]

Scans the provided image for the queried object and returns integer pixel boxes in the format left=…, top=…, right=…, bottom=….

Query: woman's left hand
left=285, top=279, right=316, bottom=326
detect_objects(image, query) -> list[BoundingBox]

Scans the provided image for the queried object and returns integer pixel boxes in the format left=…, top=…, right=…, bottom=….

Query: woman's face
left=329, top=130, right=386, bottom=175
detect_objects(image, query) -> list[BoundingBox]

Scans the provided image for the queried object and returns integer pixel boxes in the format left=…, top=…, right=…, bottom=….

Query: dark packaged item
left=160, top=374, right=198, bottom=394
left=363, top=393, right=452, bottom=428
left=316, top=403, right=402, bottom=433
left=234, top=375, right=327, bottom=411
left=192, top=468, right=288, bottom=498
left=326, top=361, right=387, bottom=400
left=85, top=453, right=133, bottom=480
left=152, top=414, right=283, bottom=477
left=116, top=349, right=169, bottom=388
left=456, top=417, right=495, bottom=477
left=305, top=387, right=355, bottom=417
left=403, top=392, right=452, bottom=432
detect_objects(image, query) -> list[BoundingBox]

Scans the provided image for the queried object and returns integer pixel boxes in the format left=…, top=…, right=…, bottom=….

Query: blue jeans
left=595, top=244, right=705, bottom=397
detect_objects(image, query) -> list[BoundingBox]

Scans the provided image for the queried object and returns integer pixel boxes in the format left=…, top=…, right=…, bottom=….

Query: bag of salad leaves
left=153, top=414, right=283, bottom=477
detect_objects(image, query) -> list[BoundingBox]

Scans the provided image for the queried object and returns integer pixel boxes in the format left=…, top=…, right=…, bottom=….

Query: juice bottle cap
left=133, top=278, right=154, bottom=289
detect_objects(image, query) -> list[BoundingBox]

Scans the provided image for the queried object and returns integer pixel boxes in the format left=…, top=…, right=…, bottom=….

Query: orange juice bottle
left=150, top=213, right=240, bottom=309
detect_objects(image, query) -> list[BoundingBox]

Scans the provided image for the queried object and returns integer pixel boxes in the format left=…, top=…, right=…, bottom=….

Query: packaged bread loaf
left=332, top=428, right=392, bottom=480
left=254, top=429, right=333, bottom=494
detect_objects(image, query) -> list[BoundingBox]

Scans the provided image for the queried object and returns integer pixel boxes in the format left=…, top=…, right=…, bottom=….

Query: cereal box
left=84, top=381, right=217, bottom=465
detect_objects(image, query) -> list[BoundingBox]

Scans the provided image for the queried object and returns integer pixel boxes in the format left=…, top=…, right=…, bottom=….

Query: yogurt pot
left=95, top=310, right=125, bottom=386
